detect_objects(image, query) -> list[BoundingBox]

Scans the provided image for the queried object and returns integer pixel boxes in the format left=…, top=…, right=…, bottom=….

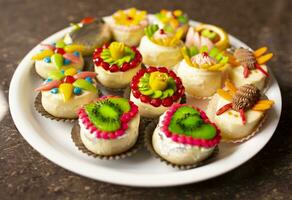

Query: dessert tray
left=9, top=10, right=281, bottom=187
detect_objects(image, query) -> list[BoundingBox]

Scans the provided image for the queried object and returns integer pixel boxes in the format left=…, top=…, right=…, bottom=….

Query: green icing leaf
left=144, top=24, right=159, bottom=39
left=48, top=70, right=65, bottom=80
left=100, top=47, right=135, bottom=67
left=188, top=46, right=199, bottom=57
left=56, top=41, right=66, bottom=48
left=177, top=15, right=188, bottom=24
left=209, top=47, right=219, bottom=58
left=199, top=45, right=209, bottom=53
left=168, top=106, right=217, bottom=139
left=163, top=24, right=174, bottom=33
left=73, top=79, right=97, bottom=92
left=51, top=54, right=64, bottom=69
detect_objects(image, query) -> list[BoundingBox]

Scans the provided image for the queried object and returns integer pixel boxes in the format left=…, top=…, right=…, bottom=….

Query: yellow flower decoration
left=113, top=8, right=147, bottom=26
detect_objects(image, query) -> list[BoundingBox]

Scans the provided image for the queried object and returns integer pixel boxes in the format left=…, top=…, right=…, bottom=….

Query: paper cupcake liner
left=144, top=120, right=219, bottom=170
left=34, top=93, right=77, bottom=122
left=71, top=121, right=145, bottom=160
left=221, top=113, right=267, bottom=143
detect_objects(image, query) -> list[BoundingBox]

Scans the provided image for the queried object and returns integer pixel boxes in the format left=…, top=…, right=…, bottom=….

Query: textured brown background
left=1, top=0, right=292, bottom=199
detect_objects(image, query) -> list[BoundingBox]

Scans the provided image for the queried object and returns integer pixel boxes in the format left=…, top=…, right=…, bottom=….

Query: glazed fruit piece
left=78, top=96, right=140, bottom=155
left=152, top=9, right=189, bottom=37
left=63, top=17, right=111, bottom=56
left=138, top=24, right=183, bottom=68
left=206, top=81, right=274, bottom=141
left=93, top=42, right=142, bottom=89
left=177, top=45, right=229, bottom=98
left=130, top=66, right=185, bottom=118
left=32, top=41, right=84, bottom=79
left=227, top=47, right=273, bottom=91
left=185, top=24, right=230, bottom=51
left=35, top=68, right=98, bottom=118
left=152, top=104, right=220, bottom=165
left=103, top=8, right=148, bottom=46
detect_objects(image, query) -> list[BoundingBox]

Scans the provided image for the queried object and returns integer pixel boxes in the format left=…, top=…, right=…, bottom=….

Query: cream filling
left=35, top=55, right=84, bottom=79
left=103, top=16, right=146, bottom=46
left=206, top=94, right=264, bottom=140
left=79, top=114, right=140, bottom=155
left=152, top=113, right=214, bottom=165
left=138, top=36, right=183, bottom=68
left=41, top=90, right=98, bottom=118
left=177, top=60, right=224, bottom=97
left=94, top=64, right=141, bottom=89
left=230, top=65, right=267, bottom=91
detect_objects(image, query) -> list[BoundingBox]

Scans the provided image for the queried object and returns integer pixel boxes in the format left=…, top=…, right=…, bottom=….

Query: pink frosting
left=161, top=104, right=221, bottom=148
left=78, top=96, right=139, bottom=140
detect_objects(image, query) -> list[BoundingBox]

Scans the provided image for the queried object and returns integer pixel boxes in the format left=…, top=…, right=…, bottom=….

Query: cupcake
left=138, top=24, right=183, bottom=68
left=228, top=47, right=273, bottom=91
left=206, top=81, right=274, bottom=141
left=152, top=9, right=189, bottom=37
left=93, top=42, right=142, bottom=89
left=130, top=67, right=185, bottom=118
left=78, top=96, right=140, bottom=156
left=35, top=68, right=98, bottom=119
left=177, top=46, right=229, bottom=98
left=152, top=104, right=220, bottom=165
left=103, top=8, right=148, bottom=46
left=185, top=24, right=229, bottom=51
left=64, top=17, right=111, bottom=56
left=32, top=41, right=84, bottom=79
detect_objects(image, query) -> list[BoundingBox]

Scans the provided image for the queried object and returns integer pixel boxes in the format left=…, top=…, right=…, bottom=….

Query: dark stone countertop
left=0, top=0, right=291, bottom=199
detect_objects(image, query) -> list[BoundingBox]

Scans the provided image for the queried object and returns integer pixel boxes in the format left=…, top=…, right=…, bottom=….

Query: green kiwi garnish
left=84, top=97, right=131, bottom=132
left=168, top=106, right=216, bottom=139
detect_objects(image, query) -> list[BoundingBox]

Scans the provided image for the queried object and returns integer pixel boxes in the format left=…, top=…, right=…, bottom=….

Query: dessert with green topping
left=151, top=104, right=220, bottom=165
left=78, top=96, right=140, bottom=156
left=93, top=42, right=142, bottom=89
left=130, top=67, right=185, bottom=118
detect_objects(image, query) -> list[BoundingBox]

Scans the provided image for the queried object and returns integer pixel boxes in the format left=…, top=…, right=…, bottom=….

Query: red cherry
left=147, top=66, right=157, bottom=73
left=121, top=63, right=130, bottom=71
left=130, top=60, right=137, bottom=67
left=177, top=88, right=185, bottom=96
left=81, top=16, right=95, bottom=24
left=102, top=43, right=109, bottom=48
left=158, top=67, right=168, bottom=73
left=101, top=62, right=109, bottom=70
left=172, top=94, right=180, bottom=101
left=140, top=95, right=150, bottom=103
left=132, top=90, right=141, bottom=98
left=169, top=70, right=177, bottom=78
left=55, top=48, right=65, bottom=55
left=63, top=75, right=75, bottom=83
left=160, top=29, right=165, bottom=34
left=109, top=64, right=119, bottom=72
left=94, top=57, right=102, bottom=66
left=162, top=97, right=173, bottom=107
left=130, top=82, right=138, bottom=90
left=175, top=77, right=182, bottom=85
left=150, top=98, right=162, bottom=107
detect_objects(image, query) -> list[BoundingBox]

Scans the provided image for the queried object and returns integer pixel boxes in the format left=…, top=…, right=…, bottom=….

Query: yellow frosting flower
left=113, top=8, right=147, bottom=26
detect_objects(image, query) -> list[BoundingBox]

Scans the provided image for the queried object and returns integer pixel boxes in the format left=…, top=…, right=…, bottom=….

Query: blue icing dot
left=51, top=88, right=58, bottom=94
left=73, top=87, right=82, bottom=95
left=63, top=59, right=71, bottom=65
left=45, top=78, right=52, bottom=83
left=73, top=51, right=80, bottom=57
left=44, top=57, right=51, bottom=63
left=85, top=77, right=93, bottom=83
left=60, top=70, right=65, bottom=74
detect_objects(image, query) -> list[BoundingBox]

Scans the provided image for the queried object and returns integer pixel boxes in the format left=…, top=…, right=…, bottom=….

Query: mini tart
left=185, top=24, right=229, bottom=51
left=152, top=104, right=220, bottom=165
left=93, top=42, right=142, bottom=89
left=32, top=41, right=84, bottom=79
left=228, top=47, right=273, bottom=91
left=130, top=67, right=185, bottom=118
left=153, top=9, right=189, bottom=37
left=177, top=46, right=229, bottom=98
left=63, top=17, right=111, bottom=56
left=35, top=68, right=98, bottom=119
left=103, top=8, right=148, bottom=46
left=206, top=81, right=274, bottom=141
left=138, top=25, right=183, bottom=68
left=78, top=96, right=140, bottom=156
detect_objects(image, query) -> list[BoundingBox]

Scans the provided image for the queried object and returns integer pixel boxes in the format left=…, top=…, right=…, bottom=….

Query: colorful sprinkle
left=73, top=87, right=82, bottom=95
left=50, top=88, right=59, bottom=94
left=85, top=77, right=93, bottom=83
left=73, top=51, right=80, bottom=57
left=63, top=59, right=71, bottom=65
left=43, top=57, right=51, bottom=63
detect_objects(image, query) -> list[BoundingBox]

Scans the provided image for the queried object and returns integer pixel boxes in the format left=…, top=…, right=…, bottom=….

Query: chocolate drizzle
left=234, top=48, right=256, bottom=70
left=232, top=84, right=260, bottom=111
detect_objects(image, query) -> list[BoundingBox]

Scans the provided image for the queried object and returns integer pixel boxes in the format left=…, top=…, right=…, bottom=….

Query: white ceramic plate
left=9, top=20, right=282, bottom=187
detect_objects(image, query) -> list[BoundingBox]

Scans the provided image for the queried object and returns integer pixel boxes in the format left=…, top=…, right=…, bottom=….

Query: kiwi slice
left=140, top=89, right=154, bottom=96
left=151, top=90, right=163, bottom=98
left=168, top=106, right=216, bottom=140
left=161, top=91, right=169, bottom=99
left=164, top=88, right=174, bottom=97
left=84, top=97, right=131, bottom=132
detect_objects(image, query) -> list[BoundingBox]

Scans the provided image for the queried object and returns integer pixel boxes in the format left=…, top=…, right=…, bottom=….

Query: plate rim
left=9, top=20, right=282, bottom=187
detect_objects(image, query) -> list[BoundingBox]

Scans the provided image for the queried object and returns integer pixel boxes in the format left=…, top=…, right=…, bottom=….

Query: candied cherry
left=150, top=98, right=162, bottom=107
left=132, top=90, right=141, bottom=98
left=63, top=76, right=75, bottom=83
left=101, top=62, right=110, bottom=70
left=162, top=97, right=173, bottom=107
left=147, top=66, right=157, bottom=73
left=140, top=95, right=150, bottom=103
left=55, top=48, right=65, bottom=55
left=121, top=63, right=130, bottom=71
left=109, top=64, right=119, bottom=72
left=158, top=67, right=168, bottom=73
